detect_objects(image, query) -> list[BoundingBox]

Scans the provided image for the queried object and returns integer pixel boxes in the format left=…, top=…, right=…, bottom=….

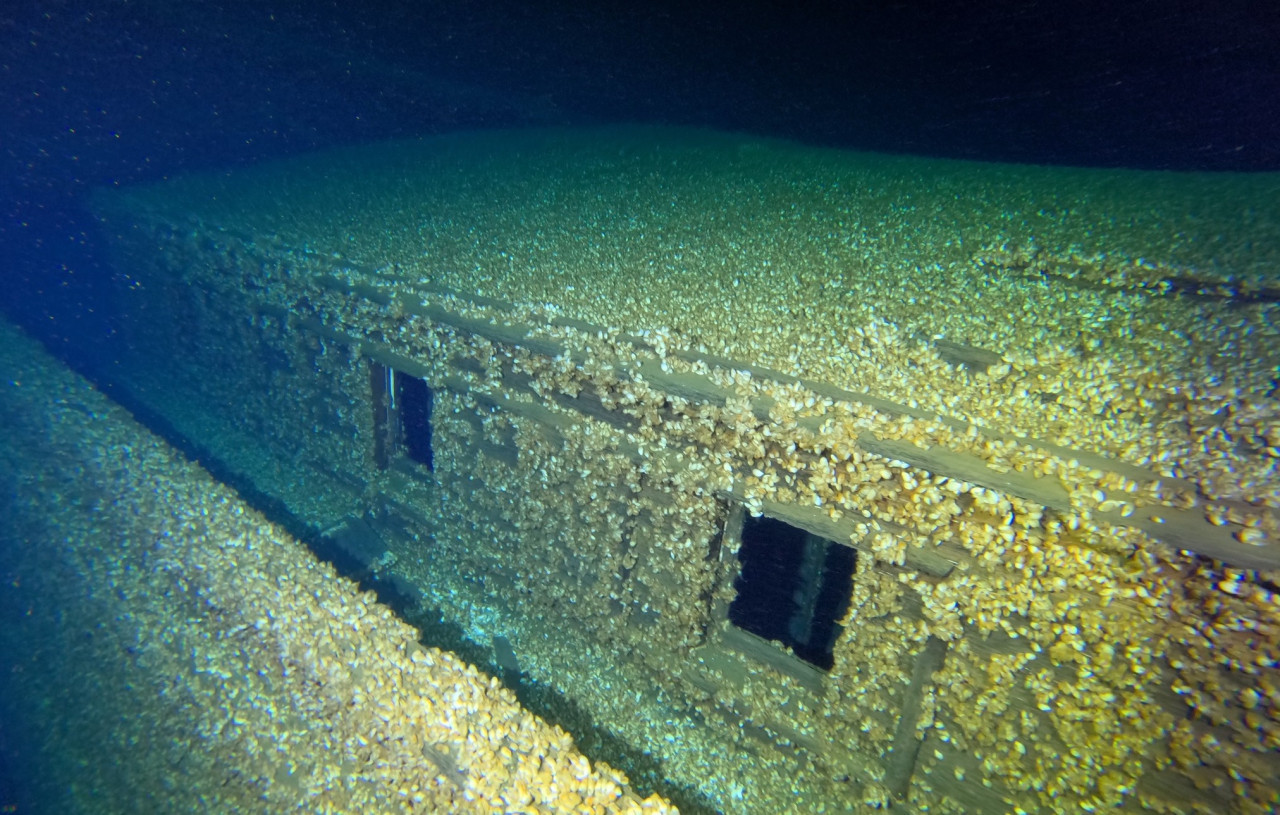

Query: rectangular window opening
left=373, top=362, right=435, bottom=472
left=728, top=514, right=856, bottom=671
left=396, top=371, right=435, bottom=471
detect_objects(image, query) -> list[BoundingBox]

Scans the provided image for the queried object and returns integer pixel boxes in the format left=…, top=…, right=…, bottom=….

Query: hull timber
left=93, top=126, right=1280, bottom=814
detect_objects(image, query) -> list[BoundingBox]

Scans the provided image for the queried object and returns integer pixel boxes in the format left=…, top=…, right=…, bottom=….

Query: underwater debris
left=421, top=742, right=467, bottom=789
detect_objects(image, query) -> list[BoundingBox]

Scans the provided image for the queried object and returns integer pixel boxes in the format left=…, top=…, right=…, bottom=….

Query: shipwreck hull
left=92, top=126, right=1280, bottom=814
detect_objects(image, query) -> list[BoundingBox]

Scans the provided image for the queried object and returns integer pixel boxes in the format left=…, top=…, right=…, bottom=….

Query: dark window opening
left=728, top=515, right=856, bottom=671
left=397, top=372, right=434, bottom=471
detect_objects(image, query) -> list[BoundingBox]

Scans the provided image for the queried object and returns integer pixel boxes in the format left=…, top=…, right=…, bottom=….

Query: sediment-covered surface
left=85, top=126, right=1280, bottom=814
left=94, top=125, right=1280, bottom=514
left=0, top=318, right=674, bottom=814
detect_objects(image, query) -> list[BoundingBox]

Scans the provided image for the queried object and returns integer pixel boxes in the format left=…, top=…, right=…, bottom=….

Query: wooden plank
left=884, top=635, right=949, bottom=799
left=859, top=433, right=1071, bottom=512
